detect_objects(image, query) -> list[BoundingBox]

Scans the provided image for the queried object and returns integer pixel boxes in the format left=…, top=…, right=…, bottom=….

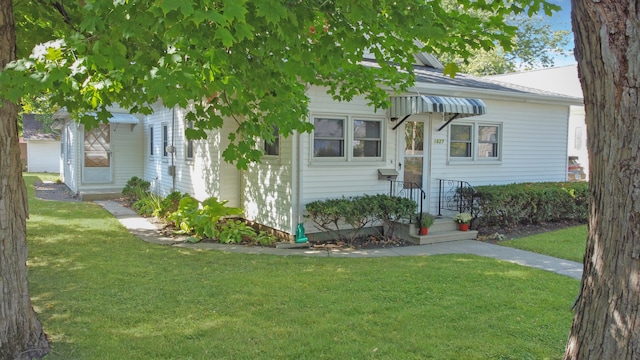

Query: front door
left=401, top=120, right=425, bottom=187
left=82, top=124, right=112, bottom=183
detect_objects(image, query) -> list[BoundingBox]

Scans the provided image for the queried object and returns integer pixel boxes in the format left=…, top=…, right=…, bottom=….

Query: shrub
left=473, top=182, right=589, bottom=227
left=368, top=194, right=416, bottom=239
left=305, top=194, right=416, bottom=243
left=305, top=197, right=354, bottom=243
left=168, top=195, right=243, bottom=240
left=154, top=191, right=184, bottom=220
left=132, top=192, right=162, bottom=217
left=122, top=176, right=151, bottom=201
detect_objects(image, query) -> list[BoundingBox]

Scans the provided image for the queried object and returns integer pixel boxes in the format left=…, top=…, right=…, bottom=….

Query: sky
left=546, top=0, right=576, bottom=66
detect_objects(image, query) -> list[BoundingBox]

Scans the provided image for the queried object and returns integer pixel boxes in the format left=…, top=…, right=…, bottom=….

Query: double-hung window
left=264, top=126, right=280, bottom=156
left=312, top=115, right=383, bottom=161
left=149, top=126, right=155, bottom=157
left=449, top=123, right=501, bottom=161
left=353, top=120, right=382, bottom=157
left=185, top=121, right=194, bottom=160
left=162, top=124, right=169, bottom=158
left=314, top=117, right=345, bottom=157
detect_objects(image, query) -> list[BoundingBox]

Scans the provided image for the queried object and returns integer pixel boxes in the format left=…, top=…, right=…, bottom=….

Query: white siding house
left=57, top=58, right=582, bottom=238
left=489, top=65, right=588, bottom=180
left=143, top=103, right=241, bottom=207
left=56, top=110, right=144, bottom=198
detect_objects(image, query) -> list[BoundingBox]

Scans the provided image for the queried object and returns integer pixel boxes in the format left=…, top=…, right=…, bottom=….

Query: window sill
left=447, top=159, right=502, bottom=165
left=261, top=155, right=281, bottom=165
left=310, top=159, right=387, bottom=167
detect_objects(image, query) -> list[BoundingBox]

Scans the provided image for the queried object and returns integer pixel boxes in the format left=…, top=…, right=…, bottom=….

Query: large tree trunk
left=565, top=1, right=640, bottom=359
left=0, top=0, right=50, bottom=359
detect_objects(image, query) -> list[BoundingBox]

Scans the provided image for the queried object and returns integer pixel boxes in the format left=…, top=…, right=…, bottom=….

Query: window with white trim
left=314, top=117, right=345, bottom=157
left=162, top=124, right=169, bottom=158
left=185, top=121, right=194, bottom=160
left=264, top=126, right=279, bottom=156
left=449, top=122, right=501, bottom=161
left=149, top=125, right=155, bottom=156
left=312, top=115, right=383, bottom=161
left=353, top=120, right=381, bottom=157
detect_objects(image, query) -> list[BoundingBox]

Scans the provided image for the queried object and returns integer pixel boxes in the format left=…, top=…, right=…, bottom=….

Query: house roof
left=487, top=64, right=583, bottom=99
left=360, top=59, right=584, bottom=106
left=22, top=114, right=59, bottom=141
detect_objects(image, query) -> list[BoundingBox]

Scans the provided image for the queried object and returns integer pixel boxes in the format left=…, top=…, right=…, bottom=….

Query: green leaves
left=169, top=195, right=244, bottom=240
left=3, top=0, right=562, bottom=168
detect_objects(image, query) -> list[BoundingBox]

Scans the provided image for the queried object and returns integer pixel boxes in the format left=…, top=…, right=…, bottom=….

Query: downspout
left=171, top=106, right=176, bottom=192
left=294, top=131, right=308, bottom=243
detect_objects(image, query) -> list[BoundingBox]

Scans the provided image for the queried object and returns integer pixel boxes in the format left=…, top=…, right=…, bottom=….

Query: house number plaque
left=433, top=138, right=445, bottom=144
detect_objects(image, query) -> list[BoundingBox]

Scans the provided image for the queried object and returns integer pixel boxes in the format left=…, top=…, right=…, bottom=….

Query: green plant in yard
left=255, top=231, right=278, bottom=246
left=154, top=191, right=184, bottom=220
left=473, top=182, right=589, bottom=227
left=169, top=195, right=243, bottom=239
left=418, top=212, right=435, bottom=228
left=453, top=212, right=473, bottom=224
left=132, top=192, right=162, bottom=217
left=218, top=220, right=256, bottom=244
left=305, top=195, right=415, bottom=243
left=305, top=197, right=352, bottom=242
left=122, top=176, right=151, bottom=201
left=370, top=194, right=417, bottom=239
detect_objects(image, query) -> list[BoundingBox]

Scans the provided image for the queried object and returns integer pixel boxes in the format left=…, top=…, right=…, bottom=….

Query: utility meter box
left=378, top=168, right=399, bottom=181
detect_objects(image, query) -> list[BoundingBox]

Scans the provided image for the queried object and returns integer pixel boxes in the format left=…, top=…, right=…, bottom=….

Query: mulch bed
left=310, top=236, right=414, bottom=250
left=32, top=181, right=586, bottom=248
left=476, top=220, right=586, bottom=243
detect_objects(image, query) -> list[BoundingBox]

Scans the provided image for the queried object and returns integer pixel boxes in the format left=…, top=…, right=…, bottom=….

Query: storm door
left=402, top=120, right=425, bottom=187
left=82, top=124, right=112, bottom=183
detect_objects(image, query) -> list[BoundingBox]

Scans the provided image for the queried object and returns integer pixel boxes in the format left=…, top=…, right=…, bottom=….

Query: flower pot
left=419, top=227, right=429, bottom=236
left=458, top=223, right=469, bottom=232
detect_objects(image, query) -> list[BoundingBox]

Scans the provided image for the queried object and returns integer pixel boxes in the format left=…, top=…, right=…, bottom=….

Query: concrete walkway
left=96, top=201, right=584, bottom=280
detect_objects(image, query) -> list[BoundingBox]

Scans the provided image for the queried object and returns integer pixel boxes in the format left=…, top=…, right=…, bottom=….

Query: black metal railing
left=389, top=181, right=426, bottom=224
left=437, top=179, right=476, bottom=216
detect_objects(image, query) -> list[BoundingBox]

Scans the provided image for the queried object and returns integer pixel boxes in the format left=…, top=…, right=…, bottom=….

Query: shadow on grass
left=23, top=174, right=579, bottom=360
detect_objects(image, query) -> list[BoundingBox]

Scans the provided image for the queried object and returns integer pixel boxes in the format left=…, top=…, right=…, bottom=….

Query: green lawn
left=25, top=174, right=578, bottom=359
left=500, top=226, right=588, bottom=263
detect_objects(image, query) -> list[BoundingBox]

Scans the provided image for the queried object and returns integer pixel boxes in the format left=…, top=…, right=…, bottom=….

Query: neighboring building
left=55, top=56, right=582, bottom=239
left=19, top=138, right=27, bottom=171
left=489, top=64, right=588, bottom=180
left=22, top=114, right=61, bottom=173
left=55, top=111, right=143, bottom=197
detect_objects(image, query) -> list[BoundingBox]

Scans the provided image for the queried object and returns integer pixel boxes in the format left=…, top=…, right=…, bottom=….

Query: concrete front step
left=79, top=191, right=123, bottom=201
left=409, top=229, right=478, bottom=245
left=397, top=221, right=477, bottom=245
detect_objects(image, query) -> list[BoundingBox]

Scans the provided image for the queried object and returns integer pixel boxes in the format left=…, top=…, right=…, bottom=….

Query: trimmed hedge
left=473, top=182, right=589, bottom=227
left=305, top=194, right=417, bottom=244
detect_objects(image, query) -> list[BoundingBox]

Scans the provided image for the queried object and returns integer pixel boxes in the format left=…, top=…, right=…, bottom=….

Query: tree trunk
left=0, top=0, right=50, bottom=358
left=565, top=1, right=640, bottom=359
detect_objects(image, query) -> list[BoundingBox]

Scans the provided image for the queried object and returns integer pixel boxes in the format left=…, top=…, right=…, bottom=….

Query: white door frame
left=396, top=116, right=432, bottom=212
left=82, top=124, right=113, bottom=183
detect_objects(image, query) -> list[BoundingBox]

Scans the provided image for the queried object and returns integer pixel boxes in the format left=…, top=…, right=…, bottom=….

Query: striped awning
left=108, top=113, right=139, bottom=125
left=390, top=95, right=487, bottom=121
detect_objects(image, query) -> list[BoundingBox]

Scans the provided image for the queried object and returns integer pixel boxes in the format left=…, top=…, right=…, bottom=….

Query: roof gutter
left=408, top=83, right=584, bottom=107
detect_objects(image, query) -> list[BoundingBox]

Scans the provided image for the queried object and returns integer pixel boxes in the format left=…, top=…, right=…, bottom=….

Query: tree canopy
left=438, top=13, right=572, bottom=76
left=2, top=0, right=559, bottom=168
